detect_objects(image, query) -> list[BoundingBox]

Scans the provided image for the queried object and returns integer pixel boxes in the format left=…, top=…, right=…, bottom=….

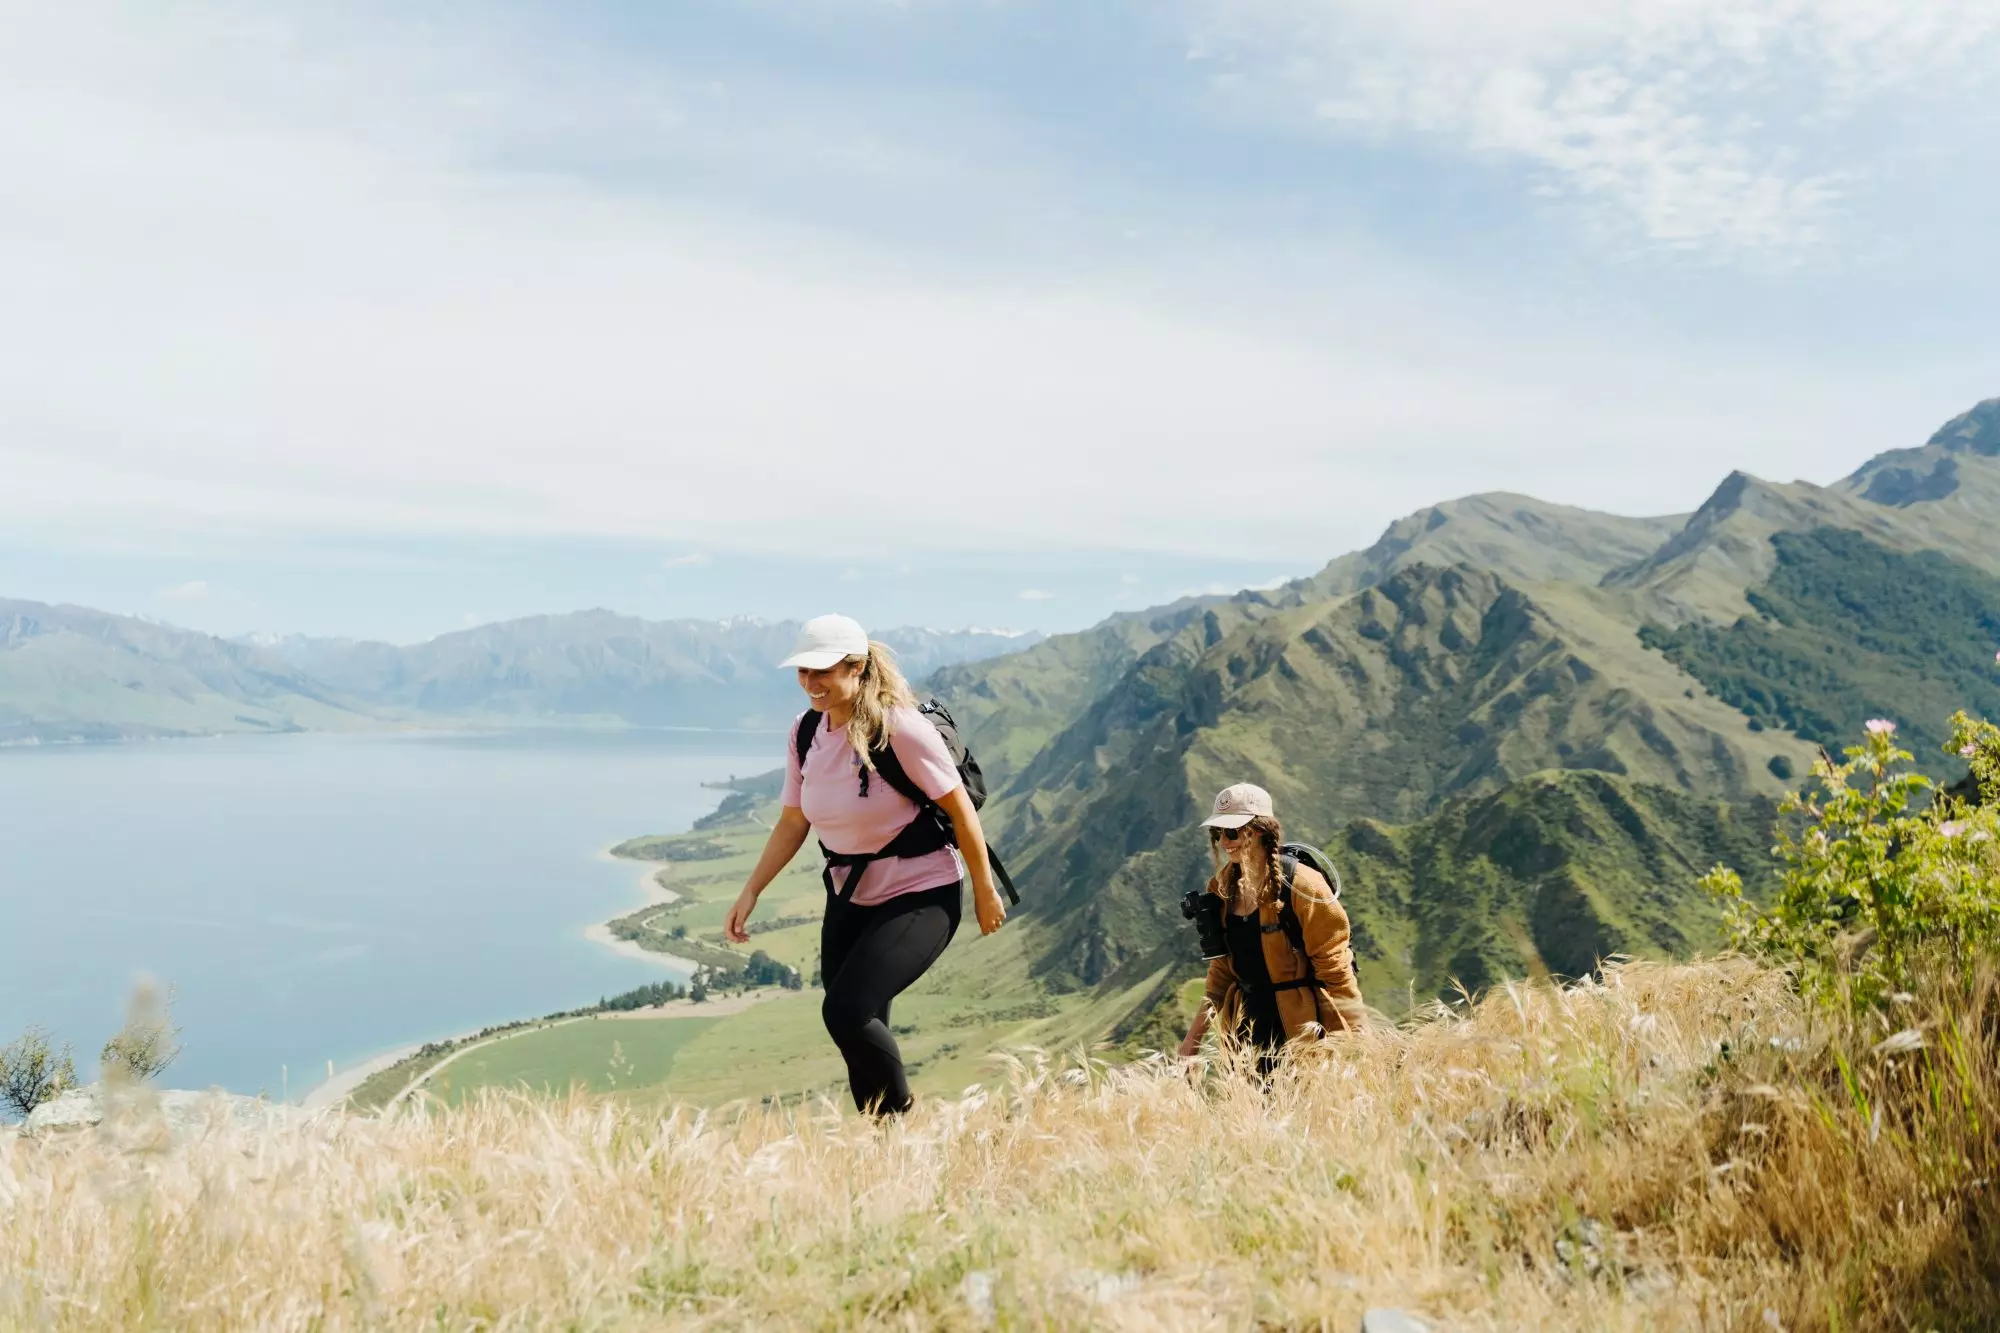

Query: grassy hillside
left=427, top=1015, right=724, bottom=1105
left=12, top=957, right=1999, bottom=1330
left=1641, top=528, right=2000, bottom=766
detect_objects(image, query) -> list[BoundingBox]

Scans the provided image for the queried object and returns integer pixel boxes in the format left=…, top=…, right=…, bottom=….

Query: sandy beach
left=582, top=850, right=701, bottom=971
left=582, top=921, right=701, bottom=971
left=301, top=1041, right=428, bottom=1111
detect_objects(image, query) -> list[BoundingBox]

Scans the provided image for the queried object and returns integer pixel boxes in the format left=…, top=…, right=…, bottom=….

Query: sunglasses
left=1211, top=825, right=1252, bottom=842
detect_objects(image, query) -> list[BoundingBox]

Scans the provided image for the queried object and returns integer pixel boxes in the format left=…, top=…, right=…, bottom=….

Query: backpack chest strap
left=817, top=810, right=955, bottom=899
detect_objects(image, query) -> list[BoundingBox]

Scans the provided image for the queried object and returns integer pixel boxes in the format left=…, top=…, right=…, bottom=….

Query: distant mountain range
left=0, top=608, right=1041, bottom=744
left=0, top=601, right=380, bottom=745
left=922, top=396, right=2000, bottom=1008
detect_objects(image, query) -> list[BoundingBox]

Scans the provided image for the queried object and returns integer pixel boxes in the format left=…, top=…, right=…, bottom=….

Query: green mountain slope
left=1301, top=493, right=1687, bottom=599
left=1333, top=771, right=1778, bottom=1000
left=1640, top=527, right=2000, bottom=766
left=934, top=492, right=1694, bottom=785
left=930, top=594, right=1298, bottom=785
left=966, top=563, right=1808, bottom=993
left=1836, top=397, right=2000, bottom=525
left=0, top=600, right=379, bottom=744
left=1602, top=471, right=1963, bottom=624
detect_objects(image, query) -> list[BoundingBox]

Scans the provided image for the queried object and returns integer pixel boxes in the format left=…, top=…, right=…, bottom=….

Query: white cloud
left=158, top=580, right=211, bottom=601
left=1187, top=0, right=2000, bottom=260
left=663, top=552, right=714, bottom=569
left=0, top=1, right=1451, bottom=565
left=0, top=0, right=1985, bottom=580
left=1018, top=589, right=1057, bottom=601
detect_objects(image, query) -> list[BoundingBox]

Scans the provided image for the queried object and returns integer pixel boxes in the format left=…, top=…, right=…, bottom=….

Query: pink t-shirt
left=782, top=705, right=965, bottom=906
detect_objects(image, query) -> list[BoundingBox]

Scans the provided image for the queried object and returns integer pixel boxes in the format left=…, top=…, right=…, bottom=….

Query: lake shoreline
left=581, top=853, right=702, bottom=973
left=305, top=796, right=728, bottom=1110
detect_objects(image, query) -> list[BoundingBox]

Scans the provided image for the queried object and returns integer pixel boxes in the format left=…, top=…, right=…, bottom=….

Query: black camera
left=1180, top=887, right=1228, bottom=960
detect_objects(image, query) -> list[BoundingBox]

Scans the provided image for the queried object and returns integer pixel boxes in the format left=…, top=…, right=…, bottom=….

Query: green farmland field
left=430, top=1016, right=724, bottom=1105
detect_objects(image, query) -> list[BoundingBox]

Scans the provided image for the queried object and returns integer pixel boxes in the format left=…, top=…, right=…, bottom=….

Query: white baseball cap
left=1201, top=782, right=1274, bottom=830
left=778, top=614, right=870, bottom=670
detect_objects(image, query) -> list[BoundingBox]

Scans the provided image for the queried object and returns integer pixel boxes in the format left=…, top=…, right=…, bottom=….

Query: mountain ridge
left=922, top=395, right=1998, bottom=1011
left=0, top=602, right=1044, bottom=742
left=0, top=599, right=383, bottom=744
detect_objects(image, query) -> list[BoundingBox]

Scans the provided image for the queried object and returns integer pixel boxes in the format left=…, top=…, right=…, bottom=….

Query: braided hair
left=1210, top=814, right=1286, bottom=913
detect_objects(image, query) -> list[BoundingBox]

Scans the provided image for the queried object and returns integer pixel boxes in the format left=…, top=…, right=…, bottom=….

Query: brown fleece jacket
left=1202, top=862, right=1367, bottom=1042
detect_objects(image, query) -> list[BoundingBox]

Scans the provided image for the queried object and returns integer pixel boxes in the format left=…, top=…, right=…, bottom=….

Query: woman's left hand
left=972, top=878, right=1007, bottom=935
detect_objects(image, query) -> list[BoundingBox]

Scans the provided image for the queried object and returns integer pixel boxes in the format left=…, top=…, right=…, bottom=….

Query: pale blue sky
left=3, top=0, right=1996, bottom=641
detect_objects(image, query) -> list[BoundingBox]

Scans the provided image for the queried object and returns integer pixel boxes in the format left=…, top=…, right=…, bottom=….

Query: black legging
left=820, top=880, right=961, bottom=1115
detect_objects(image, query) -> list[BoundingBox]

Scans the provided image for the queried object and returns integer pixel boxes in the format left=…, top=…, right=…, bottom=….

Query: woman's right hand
left=724, top=885, right=759, bottom=943
left=1177, top=1002, right=1210, bottom=1061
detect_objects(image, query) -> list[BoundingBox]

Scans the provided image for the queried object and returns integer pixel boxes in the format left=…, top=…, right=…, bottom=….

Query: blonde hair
left=844, top=640, right=918, bottom=771
left=1209, top=814, right=1286, bottom=914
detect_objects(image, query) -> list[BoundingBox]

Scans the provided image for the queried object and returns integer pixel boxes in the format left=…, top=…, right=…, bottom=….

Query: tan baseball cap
left=1201, top=782, right=1274, bottom=830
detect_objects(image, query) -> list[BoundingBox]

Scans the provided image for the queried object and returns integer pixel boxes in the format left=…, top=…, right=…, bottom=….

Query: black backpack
left=794, top=698, right=1019, bottom=905
left=1248, top=842, right=1349, bottom=998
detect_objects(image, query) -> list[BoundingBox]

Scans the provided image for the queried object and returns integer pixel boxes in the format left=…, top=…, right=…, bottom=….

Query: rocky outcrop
left=24, top=1084, right=316, bottom=1143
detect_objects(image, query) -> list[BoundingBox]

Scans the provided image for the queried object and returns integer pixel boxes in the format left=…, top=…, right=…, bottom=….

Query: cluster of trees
left=1, top=984, right=182, bottom=1120
left=590, top=950, right=803, bottom=1012
left=689, top=951, right=804, bottom=1003
left=594, top=979, right=689, bottom=1012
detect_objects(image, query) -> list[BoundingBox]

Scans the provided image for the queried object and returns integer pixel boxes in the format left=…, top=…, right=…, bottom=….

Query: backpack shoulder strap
left=793, top=710, right=822, bottom=771
left=1274, top=854, right=1317, bottom=985
left=868, top=732, right=932, bottom=811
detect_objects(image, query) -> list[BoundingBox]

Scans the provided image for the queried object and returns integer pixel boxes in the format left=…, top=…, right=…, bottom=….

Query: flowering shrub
left=1703, top=711, right=2000, bottom=1012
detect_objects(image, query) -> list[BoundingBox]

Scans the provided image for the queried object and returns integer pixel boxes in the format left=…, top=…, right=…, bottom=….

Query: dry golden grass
left=4, top=957, right=1997, bottom=1331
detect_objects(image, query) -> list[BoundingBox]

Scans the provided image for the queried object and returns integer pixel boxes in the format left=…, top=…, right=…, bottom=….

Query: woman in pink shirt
left=725, top=614, right=1006, bottom=1115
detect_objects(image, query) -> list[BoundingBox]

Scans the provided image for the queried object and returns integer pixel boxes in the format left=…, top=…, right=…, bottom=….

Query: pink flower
left=1967, top=744, right=1982, bottom=758
left=1865, top=719, right=1897, bottom=736
left=1940, top=821, right=1967, bottom=839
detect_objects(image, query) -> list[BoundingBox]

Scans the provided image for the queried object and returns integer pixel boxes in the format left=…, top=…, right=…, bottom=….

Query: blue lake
left=0, top=729, right=776, bottom=1099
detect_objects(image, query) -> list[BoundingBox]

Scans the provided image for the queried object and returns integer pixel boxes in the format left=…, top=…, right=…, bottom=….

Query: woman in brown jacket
left=1176, top=783, right=1365, bottom=1064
